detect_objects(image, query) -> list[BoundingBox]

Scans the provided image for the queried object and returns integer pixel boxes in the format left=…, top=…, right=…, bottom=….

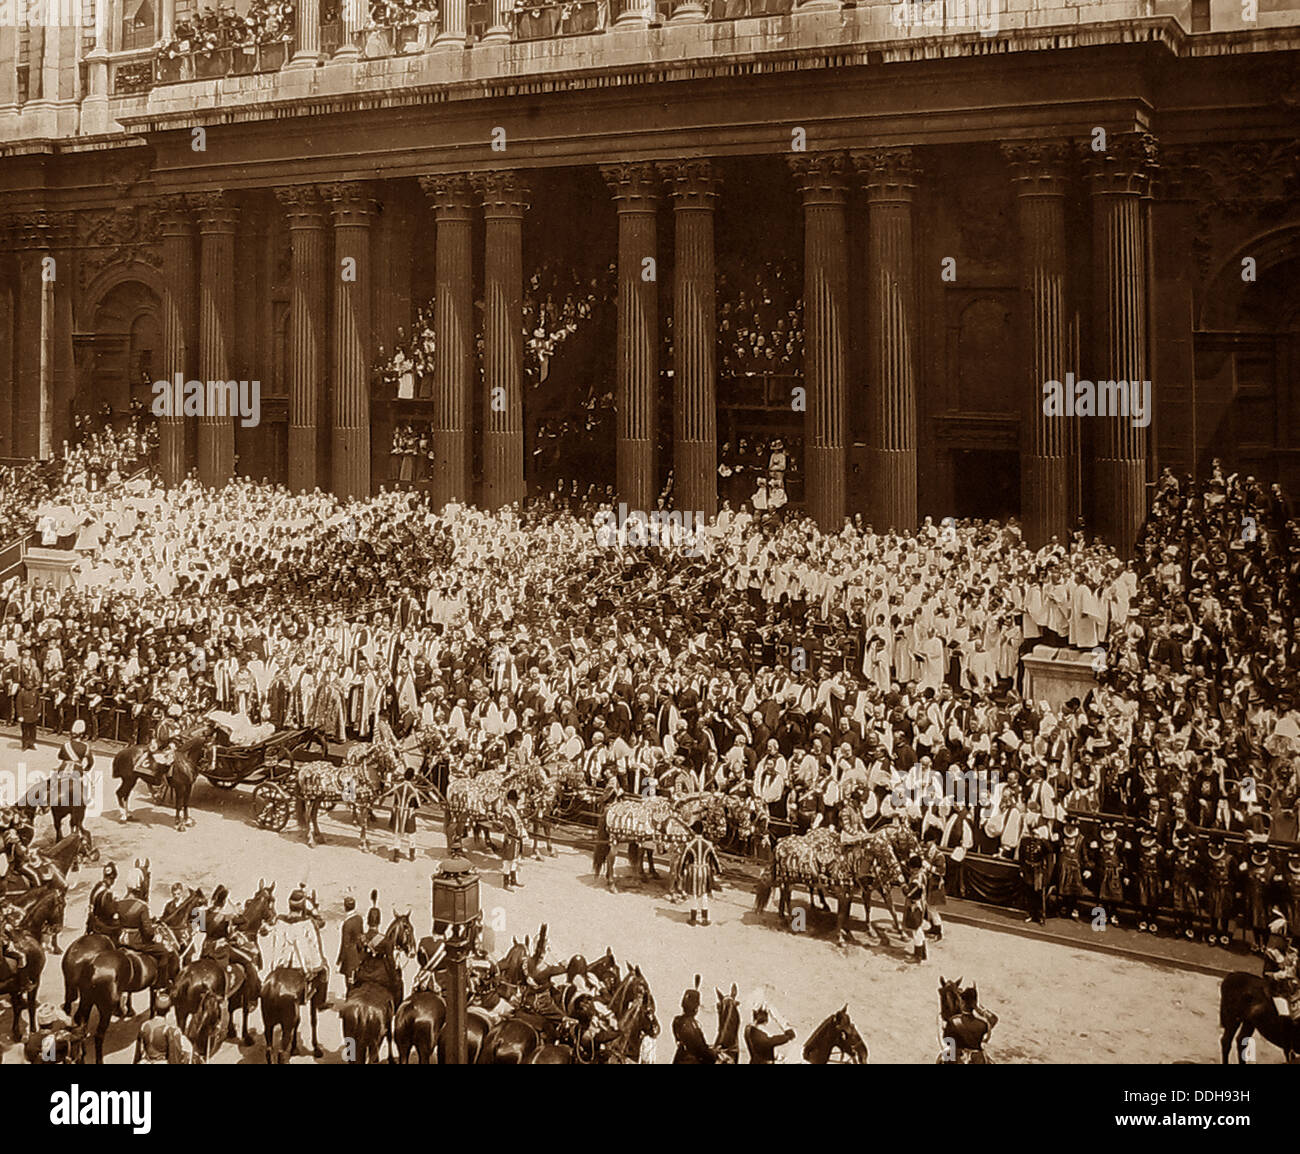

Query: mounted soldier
left=117, top=864, right=179, bottom=969
left=86, top=862, right=120, bottom=938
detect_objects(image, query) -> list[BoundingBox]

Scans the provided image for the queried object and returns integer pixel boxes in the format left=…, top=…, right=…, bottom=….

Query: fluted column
left=276, top=186, right=327, bottom=493
left=602, top=162, right=660, bottom=511
left=290, top=0, right=321, bottom=65
left=420, top=175, right=475, bottom=508
left=482, top=0, right=512, bottom=42
left=1003, top=141, right=1073, bottom=550
left=158, top=197, right=195, bottom=487
left=792, top=153, right=849, bottom=532
left=476, top=172, right=528, bottom=510
left=435, top=0, right=468, bottom=48
left=1087, top=133, right=1156, bottom=558
left=192, top=194, right=238, bottom=487
left=323, top=183, right=374, bottom=501
left=854, top=147, right=920, bottom=533
left=665, top=160, right=719, bottom=519
left=12, top=215, right=51, bottom=459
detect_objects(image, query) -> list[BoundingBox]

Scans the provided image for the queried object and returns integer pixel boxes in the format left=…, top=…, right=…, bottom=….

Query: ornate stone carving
left=76, top=204, right=163, bottom=291
left=1082, top=132, right=1158, bottom=194
left=600, top=161, right=661, bottom=209
left=789, top=152, right=850, bottom=204
left=660, top=158, right=721, bottom=206
left=471, top=171, right=530, bottom=217
left=321, top=181, right=376, bottom=226
left=418, top=174, right=475, bottom=217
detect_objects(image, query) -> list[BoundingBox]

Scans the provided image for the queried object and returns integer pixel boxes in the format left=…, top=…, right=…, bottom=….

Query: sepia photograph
left=0, top=0, right=1296, bottom=1131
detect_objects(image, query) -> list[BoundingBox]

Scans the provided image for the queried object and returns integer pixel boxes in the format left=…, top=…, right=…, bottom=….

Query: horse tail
left=754, top=857, right=775, bottom=913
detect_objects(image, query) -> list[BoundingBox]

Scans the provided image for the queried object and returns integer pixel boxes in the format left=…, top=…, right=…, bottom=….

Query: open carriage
left=197, top=712, right=330, bottom=798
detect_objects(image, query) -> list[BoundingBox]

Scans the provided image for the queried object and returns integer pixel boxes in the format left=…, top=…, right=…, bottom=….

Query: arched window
left=121, top=0, right=157, bottom=49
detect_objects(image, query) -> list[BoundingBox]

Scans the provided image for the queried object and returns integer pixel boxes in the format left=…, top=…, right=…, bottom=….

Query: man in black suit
left=336, top=895, right=364, bottom=996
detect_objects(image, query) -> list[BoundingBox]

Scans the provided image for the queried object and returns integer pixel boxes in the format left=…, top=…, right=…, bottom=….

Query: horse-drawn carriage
left=200, top=719, right=330, bottom=794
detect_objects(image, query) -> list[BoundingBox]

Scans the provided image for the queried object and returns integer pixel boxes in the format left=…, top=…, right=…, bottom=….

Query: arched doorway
left=1196, top=228, right=1300, bottom=494
left=82, top=278, right=163, bottom=421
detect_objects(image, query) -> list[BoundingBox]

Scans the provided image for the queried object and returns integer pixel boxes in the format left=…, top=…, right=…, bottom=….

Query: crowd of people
left=2, top=448, right=1299, bottom=961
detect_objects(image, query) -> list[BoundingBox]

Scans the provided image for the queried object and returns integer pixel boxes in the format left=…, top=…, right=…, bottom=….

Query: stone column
left=854, top=146, right=920, bottom=533
left=664, top=159, right=719, bottom=520
left=1087, top=132, right=1156, bottom=558
left=1002, top=140, right=1073, bottom=550
left=336, top=0, right=364, bottom=58
left=192, top=193, right=239, bottom=487
left=791, top=152, right=849, bottom=533
left=323, top=182, right=374, bottom=501
left=158, top=196, right=195, bottom=487
left=290, top=0, right=321, bottom=65
left=482, top=0, right=512, bottom=42
left=0, top=226, right=14, bottom=456
left=162, top=0, right=176, bottom=40
left=435, top=0, right=469, bottom=48
left=48, top=212, right=76, bottom=453
left=476, top=172, right=528, bottom=511
left=420, top=175, right=475, bottom=507
left=11, top=215, right=53, bottom=459
left=276, top=186, right=327, bottom=493
left=602, top=162, right=660, bottom=512
left=669, top=0, right=707, bottom=23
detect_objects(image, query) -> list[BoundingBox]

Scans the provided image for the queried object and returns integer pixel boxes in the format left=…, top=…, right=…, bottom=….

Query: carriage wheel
left=148, top=777, right=171, bottom=804
left=253, top=782, right=292, bottom=831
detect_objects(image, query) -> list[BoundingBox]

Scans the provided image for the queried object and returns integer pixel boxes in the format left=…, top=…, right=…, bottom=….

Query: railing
left=513, top=0, right=608, bottom=40
left=155, top=38, right=294, bottom=83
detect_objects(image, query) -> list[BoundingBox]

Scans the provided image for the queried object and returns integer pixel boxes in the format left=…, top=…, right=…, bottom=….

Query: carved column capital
left=790, top=151, right=850, bottom=205
left=660, top=158, right=721, bottom=208
left=419, top=173, right=476, bottom=219
left=190, top=191, right=240, bottom=233
left=472, top=171, right=530, bottom=219
left=1000, top=140, right=1072, bottom=196
left=601, top=161, right=662, bottom=212
left=322, top=182, right=376, bottom=227
left=275, top=184, right=328, bottom=228
left=852, top=146, right=920, bottom=202
left=1083, top=132, right=1158, bottom=195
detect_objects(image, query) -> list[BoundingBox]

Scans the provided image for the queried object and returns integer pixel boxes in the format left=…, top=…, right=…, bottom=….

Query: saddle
left=200, top=942, right=247, bottom=1001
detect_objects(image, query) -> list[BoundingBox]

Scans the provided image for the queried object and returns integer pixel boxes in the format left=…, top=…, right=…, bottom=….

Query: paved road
left=0, top=732, right=1271, bottom=1064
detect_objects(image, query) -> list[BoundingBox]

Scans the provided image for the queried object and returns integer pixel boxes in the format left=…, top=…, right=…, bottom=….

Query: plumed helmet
left=681, top=988, right=700, bottom=1014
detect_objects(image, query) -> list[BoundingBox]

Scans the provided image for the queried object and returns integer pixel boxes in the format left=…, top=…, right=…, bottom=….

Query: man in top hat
left=337, top=894, right=364, bottom=995
left=15, top=680, right=39, bottom=750
left=671, top=981, right=720, bottom=1064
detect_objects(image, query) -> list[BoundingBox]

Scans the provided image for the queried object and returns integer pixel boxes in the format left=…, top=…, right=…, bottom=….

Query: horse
left=754, top=825, right=908, bottom=945
left=111, top=727, right=206, bottom=830
left=937, top=976, right=997, bottom=1063
left=714, top=984, right=741, bottom=1065
left=67, top=940, right=181, bottom=1063
left=260, top=965, right=328, bottom=1064
left=593, top=795, right=697, bottom=892
left=1219, top=971, right=1300, bottom=1063
left=803, top=1006, right=869, bottom=1064
left=394, top=990, right=446, bottom=1064
left=602, top=966, right=659, bottom=1064
left=174, top=880, right=272, bottom=1048
left=338, top=911, right=416, bottom=1063
left=19, top=767, right=94, bottom=845
left=186, top=988, right=229, bottom=1063
left=0, top=929, right=45, bottom=1042
left=295, top=753, right=387, bottom=850
left=17, top=884, right=67, bottom=954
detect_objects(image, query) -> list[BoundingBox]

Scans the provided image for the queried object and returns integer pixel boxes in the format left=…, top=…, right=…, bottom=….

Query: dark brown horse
left=714, top=984, right=741, bottom=1064
left=16, top=884, right=66, bottom=954
left=1219, top=971, right=1300, bottom=1063
left=67, top=942, right=180, bottom=1063
left=802, top=1006, right=869, bottom=1064
left=186, top=987, right=228, bottom=1063
left=111, top=725, right=208, bottom=829
left=394, top=990, right=446, bottom=1064
left=19, top=768, right=95, bottom=846
left=339, top=983, right=396, bottom=1064
left=0, top=929, right=45, bottom=1042
left=174, top=880, right=273, bottom=1047
left=938, top=976, right=996, bottom=1063
left=260, top=966, right=328, bottom=1063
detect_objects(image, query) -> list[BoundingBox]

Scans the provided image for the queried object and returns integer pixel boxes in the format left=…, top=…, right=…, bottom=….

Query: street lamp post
left=431, top=857, right=481, bottom=1065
